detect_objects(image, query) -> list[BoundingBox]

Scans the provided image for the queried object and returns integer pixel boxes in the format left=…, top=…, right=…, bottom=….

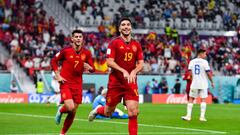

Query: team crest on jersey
left=120, top=45, right=124, bottom=49
left=132, top=45, right=137, bottom=52
left=70, top=55, right=73, bottom=58
left=81, top=54, right=86, bottom=61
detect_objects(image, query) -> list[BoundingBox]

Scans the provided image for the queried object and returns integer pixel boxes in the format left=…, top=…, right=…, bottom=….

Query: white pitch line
left=7, top=132, right=214, bottom=135
left=0, top=112, right=227, bottom=134
left=90, top=119, right=227, bottom=134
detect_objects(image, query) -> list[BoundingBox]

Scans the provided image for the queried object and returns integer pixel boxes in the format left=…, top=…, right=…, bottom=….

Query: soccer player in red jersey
left=183, top=70, right=192, bottom=101
left=88, top=18, right=144, bottom=135
left=51, top=29, right=94, bottom=135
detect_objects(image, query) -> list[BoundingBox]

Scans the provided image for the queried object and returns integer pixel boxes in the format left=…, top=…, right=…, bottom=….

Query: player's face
left=119, top=20, right=132, bottom=37
left=71, top=33, right=83, bottom=46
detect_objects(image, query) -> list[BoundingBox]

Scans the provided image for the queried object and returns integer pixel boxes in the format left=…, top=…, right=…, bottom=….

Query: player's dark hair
left=197, top=49, right=206, bottom=55
left=118, top=17, right=132, bottom=27
left=72, top=29, right=83, bottom=36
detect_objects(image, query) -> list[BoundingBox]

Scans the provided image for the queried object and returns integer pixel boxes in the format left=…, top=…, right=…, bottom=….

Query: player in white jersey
left=182, top=49, right=214, bottom=122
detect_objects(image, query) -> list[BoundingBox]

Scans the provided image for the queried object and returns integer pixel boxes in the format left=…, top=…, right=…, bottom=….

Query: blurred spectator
left=175, top=61, right=181, bottom=75
left=87, top=87, right=95, bottom=95
left=43, top=29, right=50, bottom=44
left=97, top=86, right=105, bottom=95
left=36, top=78, right=44, bottom=94
left=165, top=23, right=171, bottom=40
left=9, top=37, right=19, bottom=57
left=159, top=77, right=168, bottom=93
left=32, top=56, right=41, bottom=70
left=98, top=22, right=106, bottom=33
left=151, top=78, right=159, bottom=94
left=10, top=80, right=19, bottom=93
left=172, top=78, right=181, bottom=94
left=171, top=28, right=179, bottom=44
left=5, top=57, right=13, bottom=72
left=142, top=60, right=152, bottom=74
left=41, top=57, right=51, bottom=70
left=150, top=57, right=159, bottom=74
left=168, top=57, right=177, bottom=74
left=56, top=29, right=65, bottom=47
left=144, top=81, right=152, bottom=94
left=24, top=57, right=34, bottom=75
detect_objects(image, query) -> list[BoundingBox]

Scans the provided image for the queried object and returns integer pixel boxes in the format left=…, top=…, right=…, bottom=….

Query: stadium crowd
left=0, top=0, right=239, bottom=81
left=60, top=0, right=240, bottom=30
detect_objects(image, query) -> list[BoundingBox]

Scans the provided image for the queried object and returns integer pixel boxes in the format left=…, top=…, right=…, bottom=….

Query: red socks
left=97, top=106, right=138, bottom=135
left=97, top=106, right=105, bottom=115
left=61, top=112, right=76, bottom=134
left=129, top=116, right=138, bottom=135
left=60, top=105, right=68, bottom=113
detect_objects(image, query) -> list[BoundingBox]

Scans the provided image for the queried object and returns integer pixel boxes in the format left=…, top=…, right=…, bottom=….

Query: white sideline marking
left=0, top=112, right=227, bottom=134
left=7, top=132, right=215, bottom=135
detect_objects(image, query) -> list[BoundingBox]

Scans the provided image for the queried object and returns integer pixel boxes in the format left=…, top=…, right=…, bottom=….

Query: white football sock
left=186, top=103, right=193, bottom=117
left=200, top=102, right=207, bottom=118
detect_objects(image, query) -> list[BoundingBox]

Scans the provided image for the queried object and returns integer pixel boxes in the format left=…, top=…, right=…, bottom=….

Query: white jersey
left=188, top=58, right=210, bottom=90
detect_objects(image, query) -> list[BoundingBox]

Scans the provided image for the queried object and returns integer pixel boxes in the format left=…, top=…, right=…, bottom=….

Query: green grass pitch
left=0, top=103, right=239, bottom=135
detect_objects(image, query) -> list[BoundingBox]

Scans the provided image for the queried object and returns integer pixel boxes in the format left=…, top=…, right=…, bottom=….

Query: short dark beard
left=122, top=33, right=130, bottom=37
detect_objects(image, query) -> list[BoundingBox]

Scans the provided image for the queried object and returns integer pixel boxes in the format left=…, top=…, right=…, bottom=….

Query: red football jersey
left=51, top=46, right=94, bottom=87
left=107, top=37, right=143, bottom=86
left=183, top=71, right=192, bottom=93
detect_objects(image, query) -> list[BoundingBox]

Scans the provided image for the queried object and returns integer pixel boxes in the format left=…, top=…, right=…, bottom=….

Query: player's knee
left=66, top=105, right=75, bottom=112
left=128, top=108, right=139, bottom=117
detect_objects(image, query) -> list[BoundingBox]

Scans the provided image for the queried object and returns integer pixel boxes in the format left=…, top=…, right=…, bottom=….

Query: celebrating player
left=88, top=17, right=144, bottom=135
left=182, top=49, right=214, bottom=122
left=51, top=29, right=94, bottom=135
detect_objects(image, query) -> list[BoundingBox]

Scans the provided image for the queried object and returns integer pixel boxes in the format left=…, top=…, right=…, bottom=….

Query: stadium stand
left=0, top=0, right=239, bottom=94
left=59, top=0, right=240, bottom=30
